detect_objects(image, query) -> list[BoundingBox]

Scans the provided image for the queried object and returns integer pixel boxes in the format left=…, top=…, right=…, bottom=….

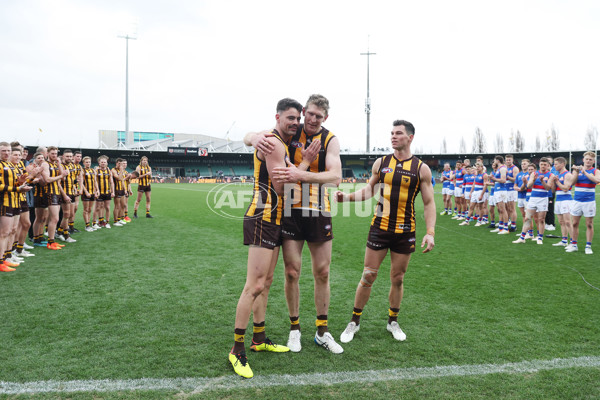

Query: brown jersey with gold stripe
left=1, top=161, right=20, bottom=208
left=138, top=164, right=151, bottom=186
left=16, top=160, right=27, bottom=202
left=287, top=124, right=335, bottom=212
left=62, top=162, right=77, bottom=196
left=96, top=167, right=112, bottom=195
left=112, top=168, right=124, bottom=191
left=244, top=129, right=289, bottom=225
left=83, top=167, right=96, bottom=194
left=371, top=155, right=423, bottom=233
left=46, top=161, right=62, bottom=195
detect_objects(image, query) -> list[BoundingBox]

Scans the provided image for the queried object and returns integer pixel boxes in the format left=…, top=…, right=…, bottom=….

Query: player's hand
left=273, top=159, right=302, bottom=183
left=252, top=131, right=276, bottom=155
left=421, top=234, right=435, bottom=253
left=63, top=195, right=71, bottom=203
left=18, top=184, right=32, bottom=193
left=334, top=190, right=347, bottom=202
left=301, top=139, right=321, bottom=165
left=111, top=192, right=115, bottom=198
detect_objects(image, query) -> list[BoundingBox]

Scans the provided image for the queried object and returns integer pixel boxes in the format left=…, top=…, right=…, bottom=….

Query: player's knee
left=313, top=264, right=330, bottom=283
left=390, top=273, right=404, bottom=287
left=284, top=263, right=301, bottom=282
left=360, top=267, right=378, bottom=287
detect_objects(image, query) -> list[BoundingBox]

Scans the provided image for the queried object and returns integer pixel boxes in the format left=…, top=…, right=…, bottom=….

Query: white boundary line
left=1, top=356, right=599, bottom=395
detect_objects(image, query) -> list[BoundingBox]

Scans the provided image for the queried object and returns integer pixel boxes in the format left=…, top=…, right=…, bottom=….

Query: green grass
left=0, top=183, right=598, bottom=399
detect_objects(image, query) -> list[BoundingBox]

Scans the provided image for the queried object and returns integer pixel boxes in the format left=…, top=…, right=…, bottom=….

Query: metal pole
left=361, top=39, right=376, bottom=153
left=125, top=36, right=129, bottom=135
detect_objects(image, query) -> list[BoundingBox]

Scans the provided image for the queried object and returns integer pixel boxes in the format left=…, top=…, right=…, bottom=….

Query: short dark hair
left=540, top=157, right=550, bottom=164
left=393, top=120, right=415, bottom=135
left=276, top=98, right=302, bottom=114
left=62, top=149, right=73, bottom=155
left=494, top=155, right=504, bottom=163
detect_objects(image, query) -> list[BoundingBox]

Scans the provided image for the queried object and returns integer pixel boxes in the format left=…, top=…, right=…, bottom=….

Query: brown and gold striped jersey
left=287, top=124, right=335, bottom=212
left=46, top=161, right=62, bottom=195
left=0, top=161, right=20, bottom=208
left=96, top=167, right=112, bottom=195
left=62, top=162, right=77, bottom=196
left=244, top=130, right=289, bottom=225
left=371, top=155, right=423, bottom=233
left=138, top=164, right=151, bottom=186
left=82, top=167, right=96, bottom=194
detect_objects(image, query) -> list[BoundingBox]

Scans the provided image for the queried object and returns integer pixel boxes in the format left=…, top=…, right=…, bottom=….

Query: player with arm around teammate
left=336, top=120, right=436, bottom=344
left=551, top=157, right=573, bottom=247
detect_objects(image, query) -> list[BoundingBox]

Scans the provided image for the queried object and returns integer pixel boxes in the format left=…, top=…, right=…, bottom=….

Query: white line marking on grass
left=1, top=355, right=599, bottom=395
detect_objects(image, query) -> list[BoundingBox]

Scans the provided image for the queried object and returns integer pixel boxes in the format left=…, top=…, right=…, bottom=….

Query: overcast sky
left=1, top=0, right=599, bottom=154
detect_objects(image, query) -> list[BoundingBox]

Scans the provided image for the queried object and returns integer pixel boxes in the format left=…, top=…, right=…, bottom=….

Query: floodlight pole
left=361, top=40, right=376, bottom=153
left=118, top=33, right=137, bottom=140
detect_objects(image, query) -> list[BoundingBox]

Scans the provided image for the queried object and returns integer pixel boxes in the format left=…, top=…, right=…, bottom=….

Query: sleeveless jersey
left=46, top=161, right=62, bottom=195
left=16, top=160, right=27, bottom=202
left=96, top=168, right=112, bottom=195
left=0, top=161, right=20, bottom=208
left=83, top=167, right=96, bottom=194
left=371, top=154, right=422, bottom=233
left=574, top=168, right=597, bottom=203
left=505, top=165, right=519, bottom=191
left=494, top=165, right=507, bottom=192
left=138, top=164, right=151, bottom=186
left=514, top=171, right=527, bottom=199
left=463, top=173, right=475, bottom=193
left=62, top=162, right=77, bottom=196
left=473, top=173, right=485, bottom=192
left=454, top=168, right=465, bottom=188
left=245, top=130, right=289, bottom=225
left=287, top=124, right=335, bottom=212
left=442, top=170, right=451, bottom=189
left=555, top=171, right=573, bottom=202
left=531, top=171, right=553, bottom=198
left=112, top=168, right=124, bottom=191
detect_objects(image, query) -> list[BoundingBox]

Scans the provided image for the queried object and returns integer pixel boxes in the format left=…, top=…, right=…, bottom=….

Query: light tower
left=361, top=38, right=376, bottom=153
left=118, top=22, right=137, bottom=146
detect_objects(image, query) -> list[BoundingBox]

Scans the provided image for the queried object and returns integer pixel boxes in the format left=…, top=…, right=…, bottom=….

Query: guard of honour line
left=0, top=141, right=154, bottom=271
left=229, top=96, right=436, bottom=378
left=440, top=153, right=598, bottom=253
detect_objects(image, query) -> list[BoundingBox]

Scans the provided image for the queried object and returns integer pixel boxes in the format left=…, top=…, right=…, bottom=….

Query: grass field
left=0, top=183, right=599, bottom=399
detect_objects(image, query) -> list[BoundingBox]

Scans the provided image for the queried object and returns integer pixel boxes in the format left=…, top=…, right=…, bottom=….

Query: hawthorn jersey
left=0, top=160, right=20, bottom=208
left=112, top=168, right=124, bottom=191
left=244, top=129, right=289, bottom=225
left=138, top=164, right=151, bottom=186
left=371, top=155, right=423, bottom=233
left=62, top=162, right=77, bottom=196
left=83, top=167, right=96, bottom=194
left=287, top=124, right=335, bottom=212
left=16, top=160, right=27, bottom=202
left=46, top=161, right=62, bottom=195
left=96, top=167, right=112, bottom=195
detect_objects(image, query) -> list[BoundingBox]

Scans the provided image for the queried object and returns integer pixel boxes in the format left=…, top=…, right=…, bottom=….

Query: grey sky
left=1, top=0, right=599, bottom=153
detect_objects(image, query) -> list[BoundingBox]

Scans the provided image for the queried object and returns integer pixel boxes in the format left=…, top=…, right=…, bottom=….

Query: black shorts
left=1, top=206, right=19, bottom=217
left=366, top=226, right=416, bottom=254
left=96, top=193, right=112, bottom=202
left=48, top=194, right=62, bottom=206
left=65, top=194, right=76, bottom=203
left=115, top=189, right=125, bottom=198
left=138, top=185, right=151, bottom=193
left=243, top=217, right=282, bottom=249
left=34, top=195, right=48, bottom=209
left=281, top=208, right=333, bottom=242
left=81, top=194, right=95, bottom=202
left=20, top=200, right=29, bottom=213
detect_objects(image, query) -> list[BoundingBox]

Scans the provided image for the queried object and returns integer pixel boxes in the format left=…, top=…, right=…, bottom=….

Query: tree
left=472, top=127, right=486, bottom=153
left=535, top=134, right=542, bottom=151
left=545, top=125, right=560, bottom=151
left=515, top=130, right=525, bottom=152
left=440, top=137, right=447, bottom=154
left=508, top=130, right=515, bottom=152
left=584, top=126, right=598, bottom=150
left=459, top=137, right=466, bottom=153
left=494, top=133, right=504, bottom=153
